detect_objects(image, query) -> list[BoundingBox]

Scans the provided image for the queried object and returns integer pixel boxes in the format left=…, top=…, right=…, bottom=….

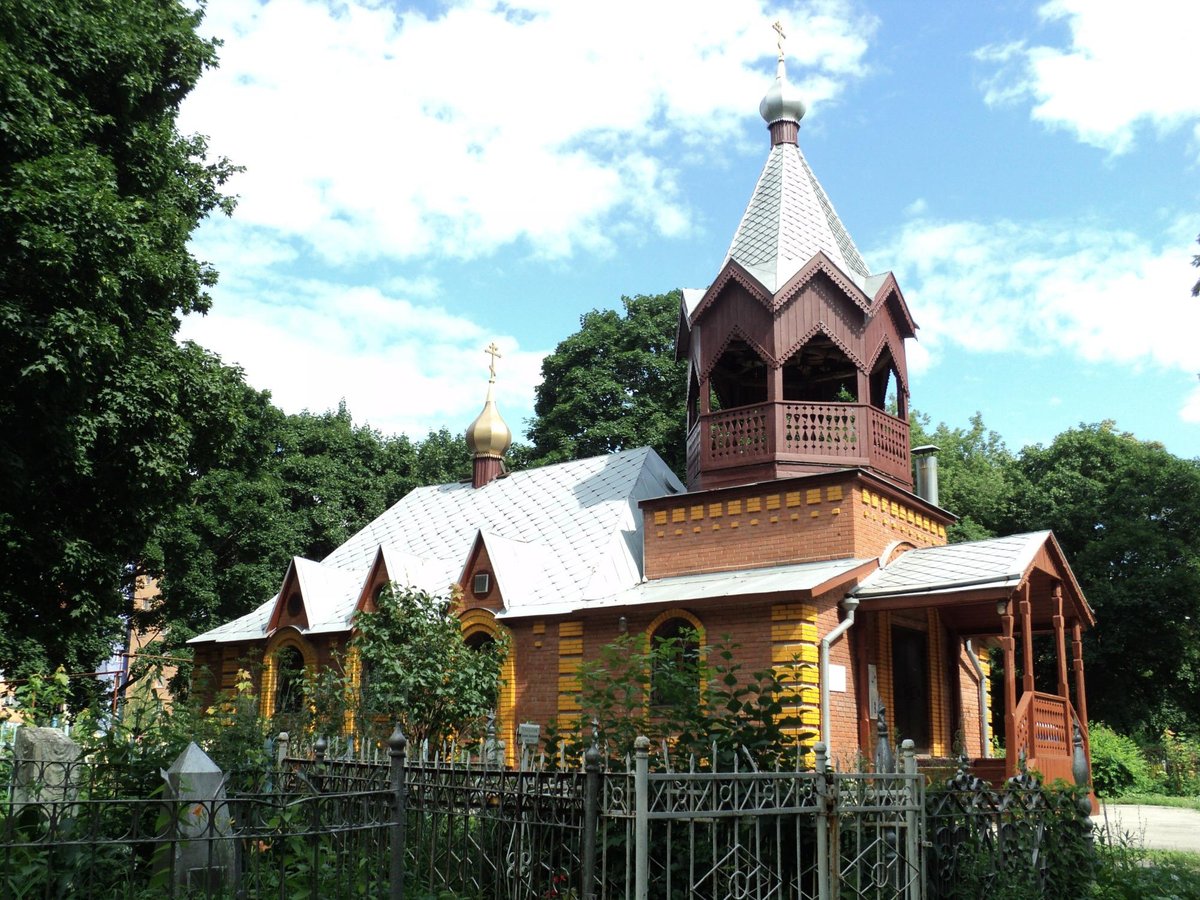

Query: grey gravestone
left=160, top=742, right=237, bottom=892
left=12, top=726, right=82, bottom=806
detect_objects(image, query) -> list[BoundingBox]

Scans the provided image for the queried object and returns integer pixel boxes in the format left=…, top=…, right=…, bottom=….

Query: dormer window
left=473, top=572, right=491, bottom=596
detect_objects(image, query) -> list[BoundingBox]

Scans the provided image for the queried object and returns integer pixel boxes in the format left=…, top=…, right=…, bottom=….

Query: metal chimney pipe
left=912, top=444, right=940, bottom=507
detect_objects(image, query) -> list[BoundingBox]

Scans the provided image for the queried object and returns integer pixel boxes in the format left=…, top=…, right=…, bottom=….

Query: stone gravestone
left=160, top=742, right=237, bottom=893
left=12, top=726, right=82, bottom=807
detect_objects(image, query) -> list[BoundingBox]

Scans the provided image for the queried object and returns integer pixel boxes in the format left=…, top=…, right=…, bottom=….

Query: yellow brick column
left=772, top=603, right=820, bottom=759
left=557, top=621, right=584, bottom=728
left=928, top=609, right=947, bottom=756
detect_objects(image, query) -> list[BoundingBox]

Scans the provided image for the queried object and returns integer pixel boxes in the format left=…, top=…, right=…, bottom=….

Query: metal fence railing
left=0, top=727, right=1094, bottom=899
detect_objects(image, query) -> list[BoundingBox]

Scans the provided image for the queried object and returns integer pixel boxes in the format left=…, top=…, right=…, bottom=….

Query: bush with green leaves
left=352, top=585, right=507, bottom=750
left=557, top=630, right=814, bottom=769
left=1089, top=723, right=1151, bottom=797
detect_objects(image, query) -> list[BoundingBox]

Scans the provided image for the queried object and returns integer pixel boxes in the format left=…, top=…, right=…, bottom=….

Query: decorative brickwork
left=771, top=603, right=820, bottom=750
left=643, top=472, right=950, bottom=581
left=556, top=621, right=583, bottom=728
left=928, top=609, right=947, bottom=757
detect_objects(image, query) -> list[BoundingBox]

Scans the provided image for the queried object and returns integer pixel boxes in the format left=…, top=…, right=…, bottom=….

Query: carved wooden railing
left=691, top=401, right=912, bottom=485
left=1011, top=691, right=1075, bottom=784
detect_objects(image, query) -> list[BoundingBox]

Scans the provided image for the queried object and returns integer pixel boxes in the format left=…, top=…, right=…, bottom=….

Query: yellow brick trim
left=557, top=619, right=585, bottom=728
left=771, top=601, right=820, bottom=743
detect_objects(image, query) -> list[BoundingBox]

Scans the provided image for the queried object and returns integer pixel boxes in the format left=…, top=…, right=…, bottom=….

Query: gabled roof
left=852, top=532, right=1052, bottom=599
left=726, top=141, right=871, bottom=295
left=190, top=448, right=685, bottom=644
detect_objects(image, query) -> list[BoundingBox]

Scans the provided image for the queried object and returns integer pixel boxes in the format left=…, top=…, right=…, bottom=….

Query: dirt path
left=1092, top=803, right=1200, bottom=853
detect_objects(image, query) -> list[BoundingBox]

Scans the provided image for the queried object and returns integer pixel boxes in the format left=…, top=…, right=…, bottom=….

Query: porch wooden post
left=1053, top=584, right=1069, bottom=699
left=768, top=364, right=782, bottom=401
left=699, top=376, right=710, bottom=415
left=1071, top=621, right=1090, bottom=728
left=1001, top=599, right=1017, bottom=773
left=1019, top=583, right=1035, bottom=694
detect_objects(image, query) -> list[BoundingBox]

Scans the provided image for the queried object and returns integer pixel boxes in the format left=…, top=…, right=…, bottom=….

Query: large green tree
left=0, top=0, right=237, bottom=677
left=147, top=407, right=476, bottom=649
left=1001, top=424, right=1200, bottom=736
left=909, top=411, right=1019, bottom=542
left=526, top=291, right=689, bottom=478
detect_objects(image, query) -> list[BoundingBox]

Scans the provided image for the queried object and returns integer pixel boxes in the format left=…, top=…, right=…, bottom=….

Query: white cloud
left=975, top=0, right=1200, bottom=154
left=1181, top=384, right=1200, bottom=424
left=180, top=223, right=547, bottom=438
left=876, top=216, right=1200, bottom=419
left=181, top=0, right=876, bottom=265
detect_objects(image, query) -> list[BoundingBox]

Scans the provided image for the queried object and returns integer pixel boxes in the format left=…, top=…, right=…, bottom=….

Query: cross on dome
left=485, top=342, right=502, bottom=382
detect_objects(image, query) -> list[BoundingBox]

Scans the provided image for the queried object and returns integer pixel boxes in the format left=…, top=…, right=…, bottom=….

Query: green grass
left=1106, top=793, right=1200, bottom=811
left=1091, top=834, right=1200, bottom=898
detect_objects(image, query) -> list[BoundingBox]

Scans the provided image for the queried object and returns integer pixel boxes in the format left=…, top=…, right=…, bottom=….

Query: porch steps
left=969, top=757, right=1007, bottom=786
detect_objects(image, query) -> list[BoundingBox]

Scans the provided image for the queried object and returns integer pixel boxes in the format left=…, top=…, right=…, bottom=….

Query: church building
left=190, top=47, right=1095, bottom=787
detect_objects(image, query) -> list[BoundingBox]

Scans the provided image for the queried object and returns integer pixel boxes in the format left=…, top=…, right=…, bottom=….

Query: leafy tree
left=561, top=630, right=814, bottom=769
left=909, top=411, right=1020, bottom=542
left=147, top=409, right=475, bottom=652
left=0, top=0, right=237, bottom=680
left=1000, top=423, right=1200, bottom=736
left=352, top=585, right=506, bottom=749
left=526, top=291, right=689, bottom=478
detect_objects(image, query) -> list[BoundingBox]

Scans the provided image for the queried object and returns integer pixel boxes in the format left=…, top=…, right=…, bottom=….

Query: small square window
left=473, top=573, right=490, bottom=595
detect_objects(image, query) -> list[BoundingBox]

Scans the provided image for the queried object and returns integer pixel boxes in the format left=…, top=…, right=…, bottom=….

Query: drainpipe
left=965, top=640, right=990, bottom=757
left=820, top=596, right=859, bottom=758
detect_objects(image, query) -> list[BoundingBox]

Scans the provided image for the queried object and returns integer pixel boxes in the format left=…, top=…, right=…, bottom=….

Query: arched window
left=465, top=630, right=496, bottom=652
left=709, top=339, right=768, bottom=410
left=274, top=645, right=306, bottom=715
left=649, top=616, right=702, bottom=708
left=782, top=335, right=859, bottom=403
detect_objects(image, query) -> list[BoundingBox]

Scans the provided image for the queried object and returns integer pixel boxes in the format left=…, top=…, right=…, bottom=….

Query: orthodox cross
left=773, top=19, right=786, bottom=61
left=485, top=342, right=502, bottom=381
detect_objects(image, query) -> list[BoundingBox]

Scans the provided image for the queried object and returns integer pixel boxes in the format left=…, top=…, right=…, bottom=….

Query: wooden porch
left=851, top=532, right=1097, bottom=808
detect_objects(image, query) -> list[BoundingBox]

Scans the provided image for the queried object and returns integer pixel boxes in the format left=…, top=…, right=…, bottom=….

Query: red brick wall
left=642, top=472, right=950, bottom=580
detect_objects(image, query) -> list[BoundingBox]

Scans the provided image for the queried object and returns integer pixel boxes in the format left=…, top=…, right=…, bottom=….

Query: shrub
left=1145, top=730, right=1200, bottom=797
left=1089, top=723, right=1150, bottom=797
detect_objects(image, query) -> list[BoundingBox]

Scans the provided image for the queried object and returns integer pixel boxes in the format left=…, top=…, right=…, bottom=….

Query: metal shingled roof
left=191, top=448, right=684, bottom=644
left=852, top=532, right=1052, bottom=599
left=726, top=142, right=871, bottom=294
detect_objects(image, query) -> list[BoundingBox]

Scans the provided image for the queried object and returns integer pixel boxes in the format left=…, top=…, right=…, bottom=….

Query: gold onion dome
left=466, top=344, right=512, bottom=459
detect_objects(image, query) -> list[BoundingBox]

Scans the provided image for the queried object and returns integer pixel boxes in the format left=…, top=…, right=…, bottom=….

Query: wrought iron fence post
left=581, top=731, right=601, bottom=900
left=389, top=725, right=408, bottom=900
left=901, top=739, right=921, bottom=900
left=313, top=735, right=327, bottom=794
left=633, top=735, right=650, bottom=900
left=815, top=741, right=830, bottom=900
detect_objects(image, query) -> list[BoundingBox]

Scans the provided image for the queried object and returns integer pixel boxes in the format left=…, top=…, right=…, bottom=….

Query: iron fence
left=0, top=727, right=1093, bottom=899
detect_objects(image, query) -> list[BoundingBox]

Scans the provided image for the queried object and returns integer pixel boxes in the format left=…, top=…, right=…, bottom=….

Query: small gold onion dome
left=466, top=379, right=512, bottom=459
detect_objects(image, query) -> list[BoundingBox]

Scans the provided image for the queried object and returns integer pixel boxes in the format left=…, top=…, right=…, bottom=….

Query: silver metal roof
left=498, top=556, right=872, bottom=619
left=852, top=531, right=1052, bottom=599
left=726, top=141, right=871, bottom=294
left=191, top=448, right=684, bottom=644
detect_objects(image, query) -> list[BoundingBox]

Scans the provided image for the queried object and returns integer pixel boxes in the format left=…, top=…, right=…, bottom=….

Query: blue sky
left=177, top=0, right=1200, bottom=460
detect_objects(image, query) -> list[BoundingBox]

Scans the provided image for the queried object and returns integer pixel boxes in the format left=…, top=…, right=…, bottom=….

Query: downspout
left=965, top=639, right=990, bottom=757
left=820, top=596, right=859, bottom=757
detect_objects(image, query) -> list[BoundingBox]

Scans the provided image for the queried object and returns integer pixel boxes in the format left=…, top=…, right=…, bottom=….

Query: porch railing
left=1012, top=691, right=1076, bottom=784
left=689, top=400, right=912, bottom=487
